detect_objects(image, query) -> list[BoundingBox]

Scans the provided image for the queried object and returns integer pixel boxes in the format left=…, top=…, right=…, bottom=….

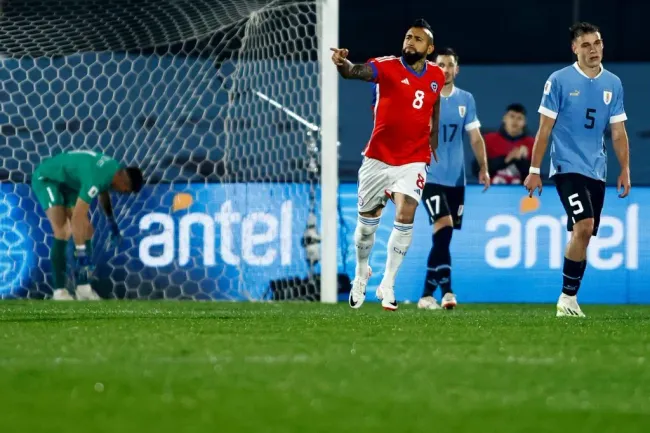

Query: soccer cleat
left=349, top=266, right=372, bottom=309
left=76, top=284, right=101, bottom=301
left=417, top=296, right=441, bottom=310
left=556, top=293, right=586, bottom=317
left=52, top=289, right=75, bottom=301
left=441, top=293, right=457, bottom=310
left=376, top=286, right=398, bottom=311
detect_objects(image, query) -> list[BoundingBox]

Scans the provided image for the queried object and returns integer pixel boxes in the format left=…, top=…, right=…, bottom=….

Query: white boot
left=556, top=293, right=585, bottom=317
left=417, top=296, right=441, bottom=310
left=349, top=267, right=372, bottom=309
left=53, top=289, right=75, bottom=301
left=76, top=284, right=101, bottom=301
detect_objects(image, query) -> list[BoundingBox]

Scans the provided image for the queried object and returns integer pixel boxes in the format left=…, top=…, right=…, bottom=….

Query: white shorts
left=357, top=157, right=428, bottom=213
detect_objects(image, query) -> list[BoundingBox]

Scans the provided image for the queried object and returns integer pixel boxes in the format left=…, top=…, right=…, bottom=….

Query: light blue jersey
left=539, top=62, right=627, bottom=181
left=426, top=87, right=480, bottom=186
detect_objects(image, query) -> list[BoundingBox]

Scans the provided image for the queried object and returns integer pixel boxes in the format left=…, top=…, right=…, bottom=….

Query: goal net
left=0, top=0, right=331, bottom=300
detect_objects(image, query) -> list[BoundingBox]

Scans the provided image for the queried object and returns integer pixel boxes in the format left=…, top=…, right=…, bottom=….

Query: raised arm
left=330, top=48, right=375, bottom=81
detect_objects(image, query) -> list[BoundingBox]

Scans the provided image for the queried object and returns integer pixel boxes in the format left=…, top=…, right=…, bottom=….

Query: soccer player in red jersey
left=331, top=19, right=445, bottom=311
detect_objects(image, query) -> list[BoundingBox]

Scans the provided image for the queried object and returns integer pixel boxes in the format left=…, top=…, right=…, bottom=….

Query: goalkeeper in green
left=31, top=150, right=144, bottom=300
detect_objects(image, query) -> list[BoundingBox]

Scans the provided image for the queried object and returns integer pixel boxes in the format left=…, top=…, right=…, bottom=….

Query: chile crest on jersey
left=431, top=81, right=438, bottom=93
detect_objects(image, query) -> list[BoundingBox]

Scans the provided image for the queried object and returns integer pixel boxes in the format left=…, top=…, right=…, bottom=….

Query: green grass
left=1, top=301, right=650, bottom=433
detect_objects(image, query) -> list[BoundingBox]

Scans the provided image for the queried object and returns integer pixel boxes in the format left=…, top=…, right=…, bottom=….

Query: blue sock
left=422, top=226, right=453, bottom=297
left=422, top=246, right=437, bottom=297
left=562, top=257, right=583, bottom=296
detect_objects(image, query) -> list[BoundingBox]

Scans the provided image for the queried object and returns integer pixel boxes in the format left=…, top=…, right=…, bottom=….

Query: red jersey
left=484, top=131, right=534, bottom=159
left=363, top=56, right=445, bottom=166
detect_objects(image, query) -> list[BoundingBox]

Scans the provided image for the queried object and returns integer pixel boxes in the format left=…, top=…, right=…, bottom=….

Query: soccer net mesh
left=0, top=0, right=326, bottom=300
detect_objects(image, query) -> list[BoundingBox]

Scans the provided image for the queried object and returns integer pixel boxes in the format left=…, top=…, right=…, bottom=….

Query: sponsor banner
left=338, top=184, right=647, bottom=304
left=1, top=183, right=648, bottom=303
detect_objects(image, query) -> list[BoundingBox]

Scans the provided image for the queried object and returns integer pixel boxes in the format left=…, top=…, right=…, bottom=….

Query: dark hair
left=436, top=47, right=459, bottom=63
left=506, top=103, right=527, bottom=116
left=569, top=22, right=600, bottom=41
left=125, top=167, right=144, bottom=192
left=411, top=18, right=434, bottom=43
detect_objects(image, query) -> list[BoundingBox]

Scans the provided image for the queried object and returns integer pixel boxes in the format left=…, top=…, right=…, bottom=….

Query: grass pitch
left=1, top=301, right=649, bottom=433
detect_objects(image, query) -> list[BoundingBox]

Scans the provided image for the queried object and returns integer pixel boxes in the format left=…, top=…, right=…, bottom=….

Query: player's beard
left=401, top=49, right=426, bottom=65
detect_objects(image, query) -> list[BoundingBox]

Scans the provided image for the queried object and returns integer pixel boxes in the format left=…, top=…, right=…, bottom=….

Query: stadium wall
left=0, top=55, right=647, bottom=183
left=2, top=183, right=648, bottom=304
left=340, top=0, right=650, bottom=64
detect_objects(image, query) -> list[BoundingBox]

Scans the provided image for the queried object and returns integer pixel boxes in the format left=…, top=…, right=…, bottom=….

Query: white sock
left=354, top=215, right=380, bottom=280
left=381, top=222, right=413, bottom=289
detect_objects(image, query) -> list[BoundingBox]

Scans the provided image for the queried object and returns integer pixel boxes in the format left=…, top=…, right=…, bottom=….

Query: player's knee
left=434, top=216, right=453, bottom=232
left=394, top=210, right=415, bottom=224
left=357, top=215, right=380, bottom=237
left=573, top=219, right=594, bottom=243
left=51, top=223, right=70, bottom=240
left=393, top=197, right=417, bottom=224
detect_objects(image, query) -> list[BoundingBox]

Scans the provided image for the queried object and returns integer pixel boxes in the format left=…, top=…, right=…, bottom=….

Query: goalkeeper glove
left=74, top=246, right=91, bottom=285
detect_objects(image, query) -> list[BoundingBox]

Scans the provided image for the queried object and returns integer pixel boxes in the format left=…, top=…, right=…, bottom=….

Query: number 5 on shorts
left=568, top=193, right=584, bottom=215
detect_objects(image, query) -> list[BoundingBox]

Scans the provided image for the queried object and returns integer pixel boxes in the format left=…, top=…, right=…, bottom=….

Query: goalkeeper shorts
left=32, top=176, right=79, bottom=210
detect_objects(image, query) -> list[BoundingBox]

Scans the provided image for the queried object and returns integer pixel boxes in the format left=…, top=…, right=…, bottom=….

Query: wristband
left=529, top=166, right=541, bottom=175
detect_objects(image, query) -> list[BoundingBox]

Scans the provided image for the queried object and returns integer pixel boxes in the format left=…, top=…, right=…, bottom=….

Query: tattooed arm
left=330, top=48, right=375, bottom=81
left=339, top=62, right=375, bottom=81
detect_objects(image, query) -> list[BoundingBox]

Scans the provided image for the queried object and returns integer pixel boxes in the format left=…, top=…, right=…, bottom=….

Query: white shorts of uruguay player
left=357, top=157, right=427, bottom=213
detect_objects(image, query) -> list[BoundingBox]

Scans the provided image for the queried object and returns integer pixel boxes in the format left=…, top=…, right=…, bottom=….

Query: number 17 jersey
left=363, top=56, right=445, bottom=166
left=426, top=87, right=480, bottom=187
left=538, top=62, right=627, bottom=181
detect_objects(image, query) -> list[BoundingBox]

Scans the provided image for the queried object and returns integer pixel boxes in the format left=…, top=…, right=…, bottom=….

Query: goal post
left=318, top=0, right=339, bottom=304
left=0, top=0, right=341, bottom=302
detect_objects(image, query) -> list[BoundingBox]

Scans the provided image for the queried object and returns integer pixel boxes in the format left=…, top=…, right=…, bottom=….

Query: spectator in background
left=473, top=103, right=534, bottom=184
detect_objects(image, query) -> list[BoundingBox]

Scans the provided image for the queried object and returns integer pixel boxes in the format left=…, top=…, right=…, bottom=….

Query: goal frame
left=318, top=0, right=339, bottom=304
left=0, top=0, right=340, bottom=302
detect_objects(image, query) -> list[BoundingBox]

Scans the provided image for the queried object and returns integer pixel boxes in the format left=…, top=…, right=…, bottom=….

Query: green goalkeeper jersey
left=34, top=150, right=123, bottom=203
